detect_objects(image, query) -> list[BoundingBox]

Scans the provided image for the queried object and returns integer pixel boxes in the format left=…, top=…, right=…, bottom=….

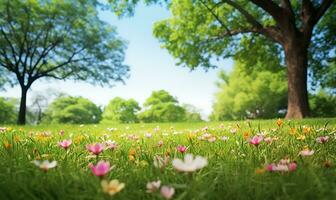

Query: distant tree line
left=0, top=90, right=203, bottom=124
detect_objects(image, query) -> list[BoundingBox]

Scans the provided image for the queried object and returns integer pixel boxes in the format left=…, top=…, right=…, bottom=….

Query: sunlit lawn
left=1, top=118, right=336, bottom=200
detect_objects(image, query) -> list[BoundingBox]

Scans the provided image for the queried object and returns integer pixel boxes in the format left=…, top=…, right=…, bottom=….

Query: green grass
left=1, top=118, right=336, bottom=200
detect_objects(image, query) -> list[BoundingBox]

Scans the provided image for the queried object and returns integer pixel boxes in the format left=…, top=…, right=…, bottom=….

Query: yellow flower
left=101, top=179, right=125, bottom=196
left=74, top=135, right=85, bottom=144
left=255, top=168, right=266, bottom=174
left=289, top=128, right=296, bottom=135
left=128, top=155, right=135, bottom=161
left=14, top=135, right=21, bottom=143
left=3, top=140, right=12, bottom=149
left=129, top=148, right=136, bottom=156
left=276, top=118, right=283, bottom=127
left=303, top=126, right=311, bottom=134
left=297, top=135, right=306, bottom=141
left=243, top=132, right=250, bottom=140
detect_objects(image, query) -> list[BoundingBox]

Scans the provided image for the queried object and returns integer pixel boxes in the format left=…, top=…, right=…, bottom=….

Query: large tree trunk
left=18, top=87, right=28, bottom=125
left=284, top=40, right=310, bottom=119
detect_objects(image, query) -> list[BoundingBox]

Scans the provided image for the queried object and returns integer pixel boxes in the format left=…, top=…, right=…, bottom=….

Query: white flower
left=299, top=149, right=314, bottom=156
left=160, top=186, right=175, bottom=200
left=146, top=180, right=161, bottom=193
left=172, top=154, right=207, bottom=172
left=33, top=160, right=57, bottom=171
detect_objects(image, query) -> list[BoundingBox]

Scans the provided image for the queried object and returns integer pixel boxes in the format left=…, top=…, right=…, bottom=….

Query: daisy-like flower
left=316, top=136, right=329, bottom=144
left=88, top=161, right=112, bottom=177
left=144, top=133, right=152, bottom=138
left=160, top=186, right=175, bottom=200
left=299, top=149, right=314, bottom=156
left=0, top=127, right=7, bottom=132
left=172, top=154, right=207, bottom=172
left=230, top=128, right=237, bottom=134
left=33, top=160, right=57, bottom=171
left=105, top=140, right=118, bottom=150
left=58, top=139, right=72, bottom=150
left=220, top=136, right=229, bottom=141
left=86, top=143, right=104, bottom=155
left=101, top=179, right=125, bottom=196
left=146, top=180, right=161, bottom=193
left=249, top=135, right=263, bottom=146
left=176, top=145, right=187, bottom=153
left=266, top=161, right=297, bottom=172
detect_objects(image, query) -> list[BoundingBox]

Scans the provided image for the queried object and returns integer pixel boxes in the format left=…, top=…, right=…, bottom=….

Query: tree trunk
left=18, top=87, right=28, bottom=125
left=284, top=40, right=310, bottom=119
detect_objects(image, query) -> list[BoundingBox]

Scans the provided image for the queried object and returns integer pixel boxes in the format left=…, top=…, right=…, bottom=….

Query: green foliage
left=102, top=97, right=140, bottom=123
left=43, top=96, right=102, bottom=124
left=183, top=104, right=203, bottom=122
left=211, top=62, right=287, bottom=120
left=0, top=97, right=17, bottom=124
left=310, top=91, right=336, bottom=117
left=139, top=90, right=186, bottom=122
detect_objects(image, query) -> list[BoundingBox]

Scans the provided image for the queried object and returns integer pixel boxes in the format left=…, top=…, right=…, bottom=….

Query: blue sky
left=0, top=3, right=233, bottom=119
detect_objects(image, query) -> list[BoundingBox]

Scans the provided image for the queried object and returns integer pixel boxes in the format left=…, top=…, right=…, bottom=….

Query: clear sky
left=0, top=3, right=233, bottom=119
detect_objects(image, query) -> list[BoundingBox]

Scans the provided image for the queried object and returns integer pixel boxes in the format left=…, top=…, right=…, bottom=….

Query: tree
left=0, top=97, right=17, bottom=124
left=210, top=62, right=287, bottom=120
left=102, top=97, right=141, bottom=123
left=43, top=96, right=102, bottom=124
left=310, top=90, right=336, bottom=117
left=0, top=0, right=129, bottom=124
left=182, top=104, right=203, bottom=122
left=109, top=0, right=335, bottom=118
left=139, top=90, right=186, bottom=122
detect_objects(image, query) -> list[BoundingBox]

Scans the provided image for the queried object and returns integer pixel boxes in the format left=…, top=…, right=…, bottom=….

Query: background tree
left=309, top=90, right=336, bottom=117
left=210, top=62, right=287, bottom=120
left=0, top=97, right=17, bottom=124
left=182, top=104, right=203, bottom=122
left=0, top=0, right=129, bottom=124
left=43, top=96, right=102, bottom=124
left=139, top=90, right=186, bottom=122
left=109, top=0, right=335, bottom=118
left=102, top=97, right=141, bottom=123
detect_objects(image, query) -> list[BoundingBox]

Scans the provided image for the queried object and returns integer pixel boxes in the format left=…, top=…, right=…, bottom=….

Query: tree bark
left=284, top=39, right=310, bottom=119
left=18, top=86, right=28, bottom=125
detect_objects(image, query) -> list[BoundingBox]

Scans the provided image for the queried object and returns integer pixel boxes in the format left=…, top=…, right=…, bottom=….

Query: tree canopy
left=102, top=97, right=141, bottom=123
left=139, top=90, right=186, bottom=122
left=43, top=96, right=102, bottom=124
left=0, top=97, right=17, bottom=124
left=0, top=0, right=129, bottom=124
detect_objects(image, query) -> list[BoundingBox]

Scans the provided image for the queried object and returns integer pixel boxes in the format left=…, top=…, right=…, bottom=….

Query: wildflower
left=303, top=126, right=311, bottom=134
left=288, top=162, right=297, bottom=171
left=105, top=140, right=118, bottom=150
left=276, top=118, right=283, bottom=127
left=59, top=130, right=65, bottom=136
left=14, top=135, right=21, bottom=143
left=296, top=135, right=306, bottom=141
left=249, top=135, right=263, bottom=146
left=101, top=179, right=125, bottom=196
left=264, top=137, right=272, bottom=144
left=145, top=133, right=152, bottom=138
left=323, top=160, right=332, bottom=168
left=299, top=149, right=314, bottom=156
left=255, top=168, right=266, bottom=174
left=290, top=128, right=296, bottom=135
left=243, top=132, right=250, bottom=140
left=88, top=161, right=112, bottom=177
left=74, top=135, right=85, bottom=144
left=146, top=180, right=161, bottom=193
left=172, top=154, right=207, bottom=172
left=58, top=139, right=72, bottom=150
left=3, top=140, right=12, bottom=149
left=157, top=140, right=164, bottom=147
left=266, top=162, right=297, bottom=172
left=177, top=145, right=187, bottom=153
left=153, top=155, right=169, bottom=169
left=201, top=126, right=209, bottom=132
left=86, top=143, right=104, bottom=155
left=208, top=137, right=216, bottom=143
left=230, top=128, right=237, bottom=134
left=316, top=136, right=329, bottom=144
left=33, top=160, right=57, bottom=171
left=220, top=136, right=229, bottom=141
left=0, top=127, right=7, bottom=132
left=160, top=186, right=175, bottom=200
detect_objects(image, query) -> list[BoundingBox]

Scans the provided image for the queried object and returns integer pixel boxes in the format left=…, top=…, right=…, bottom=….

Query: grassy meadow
left=1, top=118, right=336, bottom=200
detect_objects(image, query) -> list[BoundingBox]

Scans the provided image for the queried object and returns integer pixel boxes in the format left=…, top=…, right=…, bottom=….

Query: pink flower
left=105, top=140, right=118, bottom=151
left=88, top=161, right=111, bottom=177
left=249, top=135, right=263, bottom=146
left=316, top=136, right=329, bottom=144
left=299, top=149, right=314, bottom=156
left=145, top=133, right=152, bottom=138
left=160, top=186, right=175, bottom=200
left=288, top=162, right=297, bottom=171
left=86, top=143, right=104, bottom=155
left=146, top=180, right=161, bottom=193
left=177, top=145, right=187, bottom=153
left=58, top=139, right=72, bottom=149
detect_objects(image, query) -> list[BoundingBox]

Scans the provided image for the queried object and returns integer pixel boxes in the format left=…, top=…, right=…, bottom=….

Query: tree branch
left=314, top=0, right=334, bottom=24
left=248, top=0, right=283, bottom=23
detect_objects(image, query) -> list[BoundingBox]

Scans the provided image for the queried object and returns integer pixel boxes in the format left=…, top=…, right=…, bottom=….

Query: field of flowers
left=1, top=118, right=336, bottom=200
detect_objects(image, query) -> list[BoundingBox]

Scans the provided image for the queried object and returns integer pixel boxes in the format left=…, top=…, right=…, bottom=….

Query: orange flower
left=129, top=148, right=136, bottom=156
left=3, top=140, right=11, bottom=149
left=276, top=118, right=283, bottom=127
left=303, top=126, right=311, bottom=134
left=289, top=128, right=296, bottom=135
left=243, top=132, right=250, bottom=140
left=255, top=168, right=266, bottom=174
